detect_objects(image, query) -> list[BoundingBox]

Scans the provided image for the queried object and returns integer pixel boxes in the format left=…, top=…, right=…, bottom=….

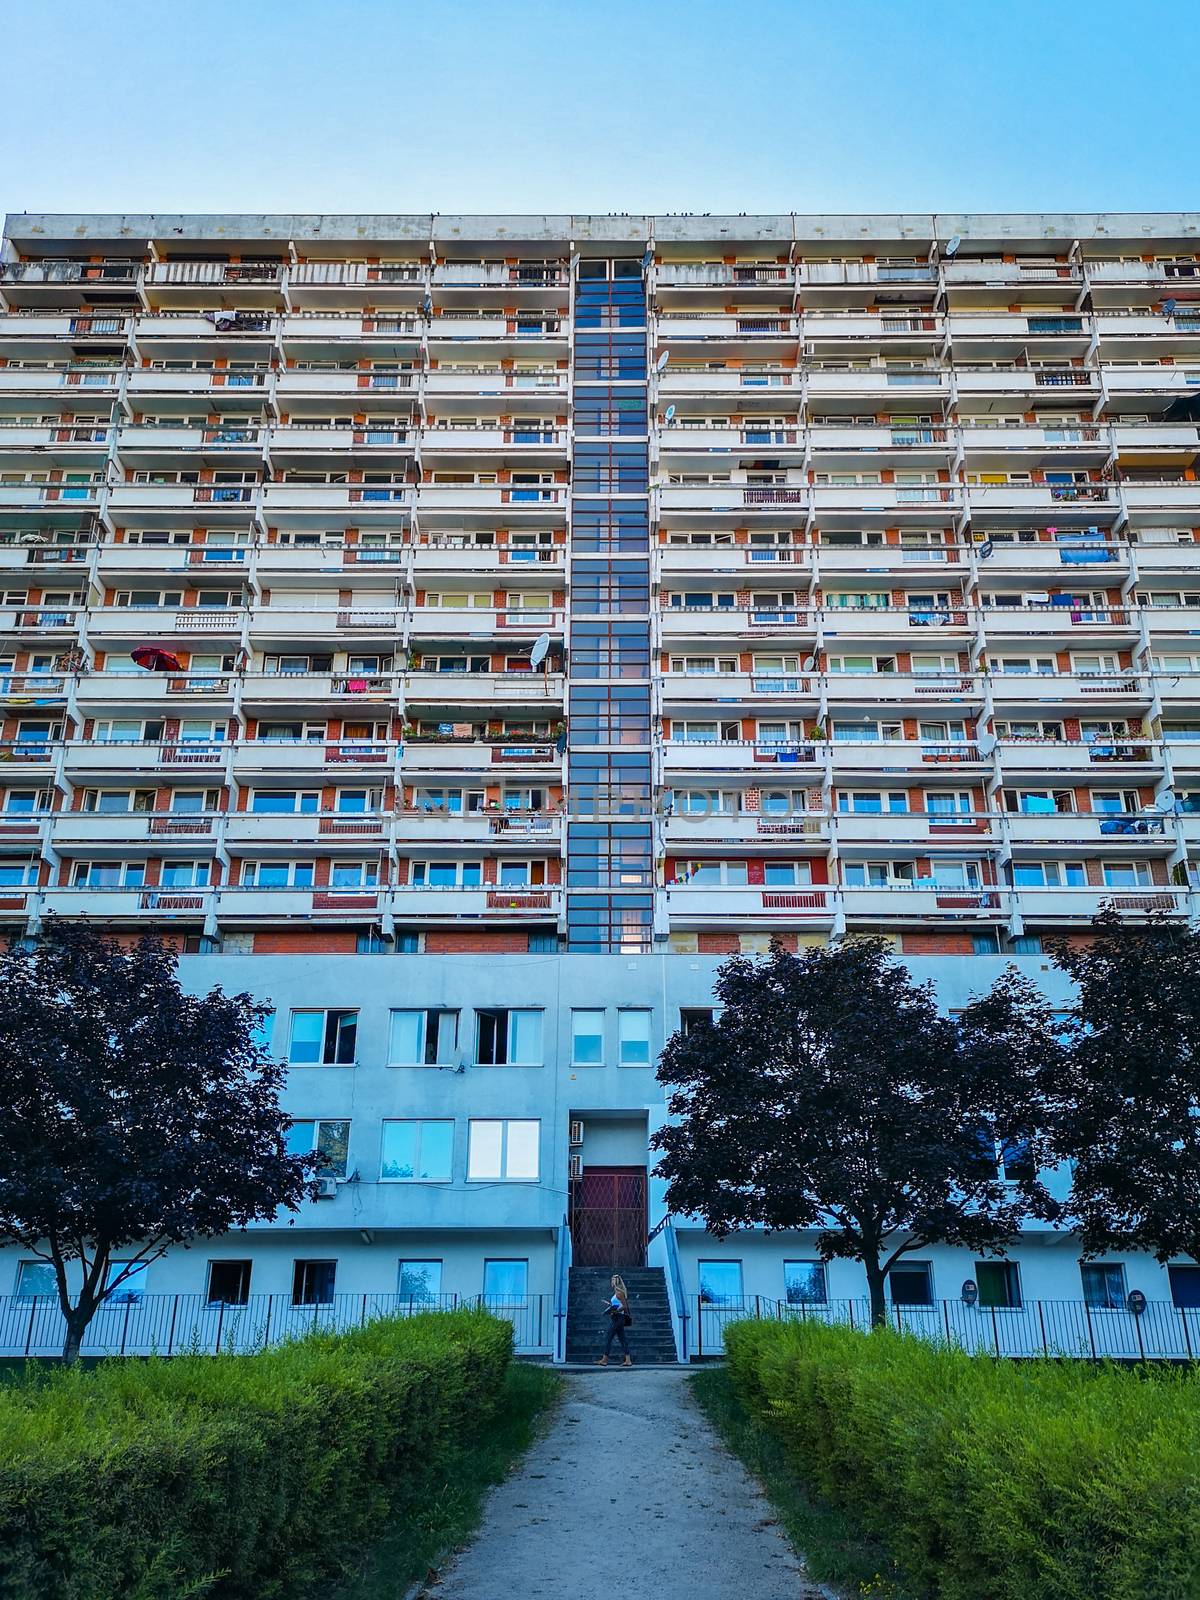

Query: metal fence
left=0, top=1292, right=554, bottom=1359
left=693, top=1296, right=1200, bottom=1361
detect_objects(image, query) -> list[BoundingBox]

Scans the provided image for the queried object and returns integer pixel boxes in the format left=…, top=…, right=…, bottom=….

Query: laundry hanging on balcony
left=131, top=645, right=184, bottom=672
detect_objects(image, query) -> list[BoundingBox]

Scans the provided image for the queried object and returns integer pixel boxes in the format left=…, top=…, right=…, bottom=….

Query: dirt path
left=426, top=1368, right=821, bottom=1600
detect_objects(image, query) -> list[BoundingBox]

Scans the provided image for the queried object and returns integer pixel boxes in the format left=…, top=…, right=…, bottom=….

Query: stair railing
left=552, top=1213, right=572, bottom=1363
left=647, top=1214, right=690, bottom=1362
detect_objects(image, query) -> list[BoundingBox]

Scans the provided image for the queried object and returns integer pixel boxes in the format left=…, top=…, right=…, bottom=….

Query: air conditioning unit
left=568, top=1119, right=584, bottom=1147
left=314, top=1175, right=339, bottom=1200
left=568, top=1154, right=583, bottom=1181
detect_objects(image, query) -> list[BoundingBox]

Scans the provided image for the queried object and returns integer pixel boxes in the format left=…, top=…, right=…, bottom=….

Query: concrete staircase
left=565, top=1266, right=679, bottom=1364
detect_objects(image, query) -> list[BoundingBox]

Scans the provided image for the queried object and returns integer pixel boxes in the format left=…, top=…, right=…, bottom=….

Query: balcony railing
left=0, top=1291, right=554, bottom=1358
left=691, top=1296, right=1200, bottom=1361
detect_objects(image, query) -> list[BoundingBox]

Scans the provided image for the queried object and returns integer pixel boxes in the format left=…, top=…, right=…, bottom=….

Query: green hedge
left=0, top=1307, right=512, bottom=1600
left=724, top=1319, right=1200, bottom=1600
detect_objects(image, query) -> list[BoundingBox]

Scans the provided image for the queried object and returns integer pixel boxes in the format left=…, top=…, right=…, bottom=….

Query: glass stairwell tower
left=565, top=257, right=655, bottom=952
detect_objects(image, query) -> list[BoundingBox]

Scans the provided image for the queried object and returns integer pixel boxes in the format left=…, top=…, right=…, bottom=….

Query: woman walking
left=595, top=1273, right=633, bottom=1366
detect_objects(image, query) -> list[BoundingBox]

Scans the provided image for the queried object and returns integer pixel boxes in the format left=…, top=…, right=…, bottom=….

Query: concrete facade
left=2, top=212, right=1200, bottom=1356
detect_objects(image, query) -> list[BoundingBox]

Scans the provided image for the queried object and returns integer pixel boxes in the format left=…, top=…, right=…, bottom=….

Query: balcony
left=664, top=883, right=834, bottom=925
left=823, top=672, right=981, bottom=709
left=988, top=672, right=1148, bottom=711
left=1014, top=885, right=1185, bottom=923
left=411, top=605, right=563, bottom=640
left=996, top=738, right=1160, bottom=776
left=0, top=367, right=123, bottom=394
left=659, top=608, right=815, bottom=645
left=659, top=671, right=818, bottom=709
left=50, top=811, right=220, bottom=848
left=980, top=606, right=1134, bottom=640
left=405, top=670, right=564, bottom=707
left=827, top=739, right=985, bottom=776
left=967, top=484, right=1117, bottom=518
left=663, top=813, right=828, bottom=849
left=399, top=737, right=560, bottom=774
left=392, top=808, right=562, bottom=847
left=836, top=811, right=998, bottom=847
left=970, top=538, right=1125, bottom=573
left=840, top=885, right=1006, bottom=923
left=1004, top=812, right=1168, bottom=847
left=662, top=740, right=821, bottom=775
left=223, top=812, right=388, bottom=849
left=388, top=884, right=560, bottom=921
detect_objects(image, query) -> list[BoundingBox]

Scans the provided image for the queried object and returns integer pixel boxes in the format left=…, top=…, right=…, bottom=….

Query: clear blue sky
left=5, top=0, right=1196, bottom=217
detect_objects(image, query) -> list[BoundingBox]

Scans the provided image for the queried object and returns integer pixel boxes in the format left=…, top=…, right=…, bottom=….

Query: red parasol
left=131, top=645, right=184, bottom=672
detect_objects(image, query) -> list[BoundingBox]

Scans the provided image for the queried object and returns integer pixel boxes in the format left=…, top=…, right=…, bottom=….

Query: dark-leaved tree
left=651, top=938, right=1059, bottom=1326
left=0, top=921, right=320, bottom=1361
left=1047, top=910, right=1200, bottom=1265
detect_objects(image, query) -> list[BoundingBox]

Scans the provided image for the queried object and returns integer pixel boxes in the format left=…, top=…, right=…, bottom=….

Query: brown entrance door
left=571, top=1166, right=647, bottom=1268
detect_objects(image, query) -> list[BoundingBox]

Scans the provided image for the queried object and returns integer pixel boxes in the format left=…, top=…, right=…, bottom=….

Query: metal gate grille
left=570, top=1167, right=647, bottom=1267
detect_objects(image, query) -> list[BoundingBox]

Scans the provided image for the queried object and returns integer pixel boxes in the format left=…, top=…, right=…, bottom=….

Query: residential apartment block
left=2, top=211, right=1199, bottom=1357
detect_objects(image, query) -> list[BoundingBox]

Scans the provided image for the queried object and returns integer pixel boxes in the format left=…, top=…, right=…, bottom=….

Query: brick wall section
left=424, top=929, right=534, bottom=953
left=899, top=931, right=979, bottom=955
left=252, top=930, right=359, bottom=954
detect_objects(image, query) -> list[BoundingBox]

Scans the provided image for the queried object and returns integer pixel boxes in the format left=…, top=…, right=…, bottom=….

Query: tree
left=1047, top=911, right=1200, bottom=1265
left=0, top=922, right=320, bottom=1362
left=651, top=938, right=1058, bottom=1326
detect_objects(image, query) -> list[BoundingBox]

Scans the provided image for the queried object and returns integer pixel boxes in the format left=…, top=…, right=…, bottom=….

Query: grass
left=689, top=1367, right=914, bottom=1600
left=329, top=1361, right=562, bottom=1600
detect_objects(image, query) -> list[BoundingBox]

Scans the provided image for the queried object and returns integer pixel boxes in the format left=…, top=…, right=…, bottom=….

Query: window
left=483, top=1259, right=528, bottom=1303
left=286, top=1119, right=351, bottom=1178
left=763, top=862, right=813, bottom=887
left=380, top=1120, right=453, bottom=1181
left=680, top=1007, right=715, bottom=1036
left=618, top=1009, right=652, bottom=1067
left=398, top=1260, right=443, bottom=1304
left=1080, top=1262, right=1126, bottom=1310
left=410, top=860, right=483, bottom=888
left=328, top=861, right=379, bottom=891
left=71, top=861, right=145, bottom=889
left=2, top=789, right=46, bottom=815
left=250, top=790, right=319, bottom=815
left=104, top=1261, right=149, bottom=1304
left=240, top=861, right=314, bottom=888
left=571, top=1009, right=605, bottom=1065
left=926, top=791, right=973, bottom=821
left=698, top=1261, right=744, bottom=1306
left=784, top=1261, right=828, bottom=1306
left=0, top=859, right=39, bottom=888
left=975, top=1261, right=1022, bottom=1309
left=160, top=861, right=210, bottom=889
left=838, top=791, right=909, bottom=815
left=475, top=1008, right=543, bottom=1065
left=1013, top=862, right=1086, bottom=888
left=1168, top=1265, right=1200, bottom=1310
left=467, top=1119, right=539, bottom=1180
left=207, top=1260, right=252, bottom=1306
left=1102, top=861, right=1152, bottom=888
left=14, top=1260, right=56, bottom=1299
left=288, top=1009, right=357, bottom=1065
left=80, top=788, right=155, bottom=814
left=388, top=1008, right=459, bottom=1066
left=888, top=1262, right=934, bottom=1306
left=292, top=1259, right=337, bottom=1306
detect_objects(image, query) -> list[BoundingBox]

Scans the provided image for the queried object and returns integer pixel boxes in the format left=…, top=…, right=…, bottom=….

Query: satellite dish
left=976, top=731, right=997, bottom=758
left=1156, top=789, right=1177, bottom=813
left=664, top=404, right=676, bottom=423
left=801, top=656, right=816, bottom=671
left=655, top=350, right=671, bottom=373
left=529, top=632, right=551, bottom=669
left=945, top=235, right=962, bottom=258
